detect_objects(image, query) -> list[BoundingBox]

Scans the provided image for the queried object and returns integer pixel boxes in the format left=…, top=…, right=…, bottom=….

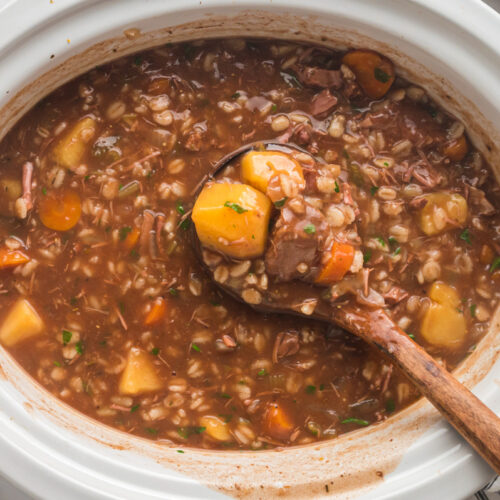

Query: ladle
left=187, top=141, right=500, bottom=473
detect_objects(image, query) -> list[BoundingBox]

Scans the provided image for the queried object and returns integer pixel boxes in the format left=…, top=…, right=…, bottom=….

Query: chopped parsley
left=62, top=329, right=72, bottom=345
left=387, top=236, right=397, bottom=246
left=224, top=201, right=247, bottom=214
left=470, top=304, right=477, bottom=318
left=176, top=201, right=185, bottom=215
left=231, top=92, right=240, bottom=100
left=119, top=226, right=132, bottom=241
left=393, top=247, right=401, bottom=256
left=168, top=287, right=179, bottom=296
left=374, top=67, right=390, bottom=83
left=363, top=250, right=372, bottom=264
left=407, top=332, right=415, bottom=339
left=53, top=361, right=61, bottom=367
left=305, top=385, right=316, bottom=394
left=130, top=404, right=140, bottom=413
left=133, top=55, right=142, bottom=66
left=218, top=392, right=232, bottom=399
left=70, top=297, right=78, bottom=306
left=334, top=180, right=340, bottom=193
left=191, top=343, right=201, bottom=353
left=257, top=368, right=268, bottom=376
left=304, top=224, right=316, bottom=235
left=274, top=197, right=288, bottom=208
left=179, top=218, right=191, bottom=231
left=459, top=228, right=472, bottom=245
left=341, top=417, right=370, bottom=426
left=75, top=341, right=84, bottom=355
left=145, top=427, right=158, bottom=435
left=376, top=236, right=386, bottom=247
left=151, top=347, right=160, bottom=355
left=385, top=398, right=396, bottom=413
left=489, top=256, right=500, bottom=273
left=177, top=450, right=185, bottom=454
left=177, top=426, right=205, bottom=439
left=271, top=103, right=277, bottom=113
left=42, top=187, right=47, bottom=196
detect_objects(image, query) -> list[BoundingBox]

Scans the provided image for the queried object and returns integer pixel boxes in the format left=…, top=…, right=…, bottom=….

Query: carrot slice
left=0, top=248, right=30, bottom=269
left=263, top=402, right=294, bottom=440
left=315, top=242, right=355, bottom=285
left=144, top=297, right=166, bottom=326
left=443, top=135, right=468, bottom=162
left=39, top=189, right=81, bottom=231
left=342, top=50, right=395, bottom=99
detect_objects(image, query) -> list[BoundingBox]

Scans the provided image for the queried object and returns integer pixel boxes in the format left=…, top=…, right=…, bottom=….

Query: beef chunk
left=292, top=64, right=343, bottom=89
left=310, top=89, right=338, bottom=118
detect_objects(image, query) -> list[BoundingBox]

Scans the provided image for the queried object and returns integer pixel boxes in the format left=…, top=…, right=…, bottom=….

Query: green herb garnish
left=460, top=228, right=472, bottom=245
left=224, top=201, right=247, bottom=214
left=341, top=417, right=370, bottom=426
left=179, top=218, right=191, bottom=231
left=257, top=368, right=267, bottom=376
left=376, top=236, right=386, bottom=247
left=374, top=67, right=390, bottom=83
left=370, top=186, right=379, bottom=196
left=489, top=256, right=500, bottom=273
left=168, top=287, right=179, bottom=296
left=271, top=103, right=277, bottom=113
left=75, top=341, right=84, bottom=355
left=151, top=347, right=159, bottom=355
left=274, top=197, right=288, bottom=208
left=62, top=329, right=72, bottom=345
left=176, top=201, right=185, bottom=215
left=191, top=343, right=201, bottom=353
left=145, top=427, right=158, bottom=435
left=53, top=361, right=61, bottom=367
left=334, top=181, right=340, bottom=193
left=393, top=247, right=401, bottom=256
left=304, top=224, right=316, bottom=235
left=363, top=250, right=372, bottom=264
left=218, top=392, right=232, bottom=399
left=130, top=404, right=140, bottom=413
left=231, top=92, right=240, bottom=100
left=305, top=385, right=316, bottom=394
left=385, top=399, right=396, bottom=413
left=42, top=187, right=47, bottom=195
left=470, top=304, right=477, bottom=318
left=177, top=450, right=185, bottom=453
left=119, top=226, right=132, bottom=241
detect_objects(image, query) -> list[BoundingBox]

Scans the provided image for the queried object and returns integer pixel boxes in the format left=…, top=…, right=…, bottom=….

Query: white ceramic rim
left=0, top=1, right=499, bottom=498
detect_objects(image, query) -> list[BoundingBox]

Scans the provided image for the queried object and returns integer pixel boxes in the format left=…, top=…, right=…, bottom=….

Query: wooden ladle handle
left=334, top=305, right=500, bottom=474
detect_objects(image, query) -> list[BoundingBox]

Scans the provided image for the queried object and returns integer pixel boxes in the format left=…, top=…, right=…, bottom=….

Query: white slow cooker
left=0, top=0, right=499, bottom=498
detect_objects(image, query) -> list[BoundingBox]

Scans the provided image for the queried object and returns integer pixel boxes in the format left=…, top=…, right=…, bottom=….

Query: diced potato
left=52, top=117, right=97, bottom=169
left=421, top=303, right=466, bottom=348
left=428, top=281, right=460, bottom=308
left=192, top=182, right=272, bottom=259
left=0, top=299, right=44, bottom=347
left=119, top=347, right=163, bottom=395
left=241, top=151, right=305, bottom=202
left=200, top=415, right=232, bottom=442
left=263, top=401, right=294, bottom=440
left=418, top=192, right=467, bottom=236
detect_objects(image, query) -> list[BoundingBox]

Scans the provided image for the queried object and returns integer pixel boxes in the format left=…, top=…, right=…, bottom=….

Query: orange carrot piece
left=315, top=242, right=355, bottom=285
left=443, top=135, right=468, bottom=162
left=39, top=189, right=81, bottom=231
left=123, top=227, right=140, bottom=250
left=342, top=49, right=395, bottom=99
left=263, top=402, right=295, bottom=440
left=0, top=248, right=30, bottom=269
left=144, top=297, right=166, bottom=326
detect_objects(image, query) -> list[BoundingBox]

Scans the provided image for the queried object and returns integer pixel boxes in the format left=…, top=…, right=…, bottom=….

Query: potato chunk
left=119, top=347, right=162, bottom=395
left=0, top=299, right=44, bottom=347
left=200, top=415, right=232, bottom=442
left=192, top=182, right=272, bottom=259
left=0, top=178, right=22, bottom=216
left=241, top=151, right=305, bottom=203
left=421, top=281, right=466, bottom=347
left=418, top=192, right=467, bottom=236
left=52, top=117, right=97, bottom=169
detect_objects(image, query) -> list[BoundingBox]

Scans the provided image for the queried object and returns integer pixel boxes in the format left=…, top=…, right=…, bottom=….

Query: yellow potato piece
left=428, top=281, right=460, bottom=308
left=241, top=151, right=305, bottom=199
left=52, top=117, right=97, bottom=169
left=119, top=347, right=163, bottom=395
left=421, top=303, right=466, bottom=348
left=192, top=182, right=272, bottom=259
left=0, top=299, right=44, bottom=347
left=200, top=415, right=232, bottom=442
left=418, top=192, right=467, bottom=236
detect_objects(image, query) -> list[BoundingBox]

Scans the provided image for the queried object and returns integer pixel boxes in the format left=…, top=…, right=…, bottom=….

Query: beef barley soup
left=0, top=39, right=498, bottom=449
